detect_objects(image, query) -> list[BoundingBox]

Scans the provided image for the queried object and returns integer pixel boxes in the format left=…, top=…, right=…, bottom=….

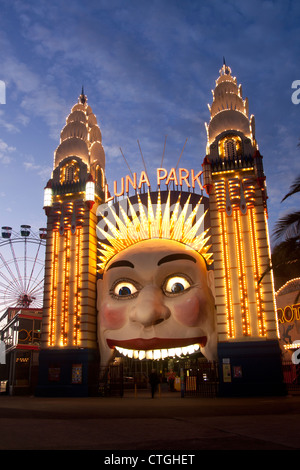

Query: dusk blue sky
left=0, top=0, right=300, bottom=248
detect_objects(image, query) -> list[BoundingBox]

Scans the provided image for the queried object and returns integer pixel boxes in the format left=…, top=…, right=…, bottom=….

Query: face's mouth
left=106, top=337, right=207, bottom=360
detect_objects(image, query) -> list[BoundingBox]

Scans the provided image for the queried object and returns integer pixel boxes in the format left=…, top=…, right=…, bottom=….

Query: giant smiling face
left=97, top=238, right=217, bottom=366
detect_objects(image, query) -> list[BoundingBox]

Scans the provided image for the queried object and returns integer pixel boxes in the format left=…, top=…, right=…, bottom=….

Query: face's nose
left=129, top=285, right=171, bottom=328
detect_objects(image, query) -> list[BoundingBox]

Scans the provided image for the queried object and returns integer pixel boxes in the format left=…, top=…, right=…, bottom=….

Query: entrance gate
left=184, top=361, right=219, bottom=397
left=98, top=360, right=219, bottom=398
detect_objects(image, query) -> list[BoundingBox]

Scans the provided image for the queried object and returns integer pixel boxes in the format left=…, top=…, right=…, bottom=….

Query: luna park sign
left=104, top=167, right=203, bottom=202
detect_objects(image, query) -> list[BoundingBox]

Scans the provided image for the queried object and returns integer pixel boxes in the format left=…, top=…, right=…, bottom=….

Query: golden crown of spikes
left=97, top=191, right=213, bottom=271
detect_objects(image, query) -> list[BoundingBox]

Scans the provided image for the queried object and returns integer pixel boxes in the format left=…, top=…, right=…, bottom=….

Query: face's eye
left=113, top=281, right=138, bottom=298
left=164, top=276, right=191, bottom=295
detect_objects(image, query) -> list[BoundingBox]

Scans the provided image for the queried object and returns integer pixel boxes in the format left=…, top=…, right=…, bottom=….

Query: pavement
left=0, top=387, right=300, bottom=452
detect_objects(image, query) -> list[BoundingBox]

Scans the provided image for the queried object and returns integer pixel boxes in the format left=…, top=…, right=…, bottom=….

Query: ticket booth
left=0, top=308, right=42, bottom=395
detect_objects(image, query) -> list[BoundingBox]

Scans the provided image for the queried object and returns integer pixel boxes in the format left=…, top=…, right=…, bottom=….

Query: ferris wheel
left=0, top=225, right=47, bottom=327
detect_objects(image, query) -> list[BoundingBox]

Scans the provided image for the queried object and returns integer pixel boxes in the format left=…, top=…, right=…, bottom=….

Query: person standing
left=167, top=369, right=176, bottom=391
left=149, top=369, right=159, bottom=398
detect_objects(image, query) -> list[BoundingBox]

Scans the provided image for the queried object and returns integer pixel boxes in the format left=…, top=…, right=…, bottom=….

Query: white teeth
left=133, top=350, right=139, bottom=359
left=115, top=343, right=201, bottom=360
left=146, top=350, right=153, bottom=360
left=161, top=349, right=168, bottom=359
left=153, top=349, right=161, bottom=360
left=139, top=350, right=145, bottom=360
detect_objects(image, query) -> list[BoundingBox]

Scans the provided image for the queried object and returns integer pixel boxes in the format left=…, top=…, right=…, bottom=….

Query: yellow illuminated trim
left=243, top=177, right=256, bottom=206
left=219, top=211, right=235, bottom=337
left=228, top=178, right=240, bottom=208
left=212, top=168, right=253, bottom=176
left=60, top=159, right=80, bottom=184
left=276, top=277, right=300, bottom=296
left=49, top=230, right=59, bottom=346
left=264, top=207, right=280, bottom=338
left=214, top=179, right=234, bottom=337
left=233, top=209, right=250, bottom=336
left=61, top=229, right=70, bottom=346
left=212, top=169, right=235, bottom=176
left=73, top=227, right=82, bottom=346
left=283, top=343, right=300, bottom=350
left=218, top=134, right=242, bottom=159
left=214, top=179, right=227, bottom=211
left=63, top=201, right=73, bottom=230
left=248, top=207, right=266, bottom=336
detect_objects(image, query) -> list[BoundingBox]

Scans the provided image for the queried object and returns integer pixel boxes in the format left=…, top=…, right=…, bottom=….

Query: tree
left=273, top=174, right=300, bottom=242
left=268, top=175, right=300, bottom=291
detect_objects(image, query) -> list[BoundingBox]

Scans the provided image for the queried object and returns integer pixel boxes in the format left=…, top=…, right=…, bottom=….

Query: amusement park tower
left=202, top=63, right=284, bottom=395
left=37, top=90, right=105, bottom=396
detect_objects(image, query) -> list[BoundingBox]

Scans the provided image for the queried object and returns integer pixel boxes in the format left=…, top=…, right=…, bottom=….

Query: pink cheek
left=174, top=295, right=202, bottom=327
left=100, top=304, right=127, bottom=330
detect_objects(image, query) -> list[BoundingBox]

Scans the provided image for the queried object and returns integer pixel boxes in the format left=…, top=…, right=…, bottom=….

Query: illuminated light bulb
left=85, top=180, right=95, bottom=200
left=85, top=174, right=95, bottom=210
left=43, top=186, right=52, bottom=208
left=133, top=350, right=139, bottom=359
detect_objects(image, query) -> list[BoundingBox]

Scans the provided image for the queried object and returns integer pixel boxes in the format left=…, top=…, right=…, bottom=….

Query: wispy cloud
left=1, top=55, right=68, bottom=139
left=23, top=157, right=52, bottom=181
left=0, top=138, right=16, bottom=164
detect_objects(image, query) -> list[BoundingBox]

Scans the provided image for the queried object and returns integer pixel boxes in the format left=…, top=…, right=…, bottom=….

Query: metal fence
left=184, top=361, right=219, bottom=397
left=97, top=361, right=220, bottom=398
left=97, top=360, right=300, bottom=398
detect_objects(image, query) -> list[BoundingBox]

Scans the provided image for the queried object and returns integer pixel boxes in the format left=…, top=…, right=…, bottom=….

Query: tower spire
left=79, top=86, right=87, bottom=105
